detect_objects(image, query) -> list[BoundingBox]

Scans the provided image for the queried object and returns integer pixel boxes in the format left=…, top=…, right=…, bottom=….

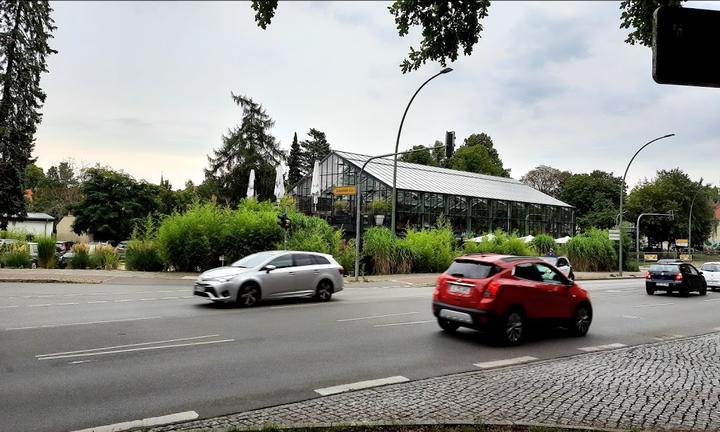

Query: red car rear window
left=447, top=260, right=498, bottom=279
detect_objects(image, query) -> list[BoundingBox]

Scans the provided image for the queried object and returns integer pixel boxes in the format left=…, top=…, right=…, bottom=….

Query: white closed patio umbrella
left=555, top=236, right=572, bottom=244
left=273, top=164, right=285, bottom=202
left=246, top=169, right=255, bottom=198
left=310, top=160, right=321, bottom=211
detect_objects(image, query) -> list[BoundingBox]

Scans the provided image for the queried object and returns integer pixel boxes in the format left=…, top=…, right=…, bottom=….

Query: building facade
left=4, top=212, right=54, bottom=237
left=290, top=151, right=575, bottom=237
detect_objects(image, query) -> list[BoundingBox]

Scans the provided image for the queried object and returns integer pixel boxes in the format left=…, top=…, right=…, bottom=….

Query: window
left=293, top=254, right=314, bottom=267
left=556, top=258, right=568, bottom=267
left=534, top=263, right=564, bottom=283
left=514, top=263, right=543, bottom=282
left=268, top=254, right=293, bottom=269
left=447, top=260, right=499, bottom=279
left=311, top=255, right=330, bottom=265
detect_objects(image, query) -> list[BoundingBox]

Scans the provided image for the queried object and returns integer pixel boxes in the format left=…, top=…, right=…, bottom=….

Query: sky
left=34, top=1, right=720, bottom=191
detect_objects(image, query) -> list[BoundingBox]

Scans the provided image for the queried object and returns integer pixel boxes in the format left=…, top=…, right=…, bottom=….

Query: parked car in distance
left=28, top=242, right=39, bottom=269
left=432, top=254, right=592, bottom=346
left=645, top=263, right=707, bottom=296
left=58, top=244, right=96, bottom=269
left=115, top=241, right=129, bottom=258
left=699, top=262, right=720, bottom=291
left=194, top=250, right=344, bottom=307
left=539, top=256, right=574, bottom=280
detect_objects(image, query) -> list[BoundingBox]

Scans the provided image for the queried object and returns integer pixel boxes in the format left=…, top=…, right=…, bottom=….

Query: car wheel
left=699, top=285, right=707, bottom=296
left=237, top=284, right=260, bottom=307
left=314, top=280, right=333, bottom=302
left=681, top=288, right=690, bottom=297
left=569, top=304, right=592, bottom=337
left=498, top=310, right=525, bottom=346
left=646, top=286, right=655, bottom=295
left=437, top=318, right=459, bottom=333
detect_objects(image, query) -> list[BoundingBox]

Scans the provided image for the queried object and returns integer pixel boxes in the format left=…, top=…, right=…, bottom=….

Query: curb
left=0, top=278, right=105, bottom=284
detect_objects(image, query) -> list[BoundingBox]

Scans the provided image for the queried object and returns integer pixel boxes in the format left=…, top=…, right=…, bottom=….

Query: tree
left=287, top=132, right=302, bottom=187
left=72, top=167, right=157, bottom=241
left=520, top=165, right=572, bottom=198
left=0, top=0, right=56, bottom=228
left=559, top=170, right=624, bottom=230
left=447, top=133, right=510, bottom=177
left=399, top=144, right=436, bottom=166
left=625, top=169, right=715, bottom=249
left=25, top=160, right=82, bottom=223
left=431, top=140, right=447, bottom=167
left=205, top=94, right=285, bottom=205
left=620, top=0, right=684, bottom=47
left=23, top=163, right=45, bottom=192
left=299, top=128, right=331, bottom=175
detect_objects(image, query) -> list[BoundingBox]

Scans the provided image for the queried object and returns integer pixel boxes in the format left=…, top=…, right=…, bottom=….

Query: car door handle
left=288, top=272, right=295, bottom=276
left=313, top=270, right=319, bottom=274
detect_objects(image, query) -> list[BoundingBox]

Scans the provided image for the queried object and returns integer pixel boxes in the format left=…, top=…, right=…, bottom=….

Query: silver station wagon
left=194, top=250, right=344, bottom=306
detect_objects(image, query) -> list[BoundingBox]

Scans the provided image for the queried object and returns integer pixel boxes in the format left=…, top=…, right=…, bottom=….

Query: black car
left=645, top=263, right=707, bottom=296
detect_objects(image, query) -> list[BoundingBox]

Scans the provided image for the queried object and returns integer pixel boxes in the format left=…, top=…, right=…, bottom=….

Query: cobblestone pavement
left=150, top=333, right=720, bottom=432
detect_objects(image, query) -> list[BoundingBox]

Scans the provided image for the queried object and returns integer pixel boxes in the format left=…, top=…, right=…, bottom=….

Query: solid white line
left=632, top=302, right=674, bottom=308
left=71, top=410, right=199, bottom=432
left=28, top=304, right=53, bottom=307
left=314, top=376, right=409, bottom=396
left=36, top=334, right=220, bottom=357
left=373, top=320, right=434, bottom=328
left=337, top=312, right=420, bottom=322
left=87, top=300, right=108, bottom=304
left=38, top=339, right=235, bottom=360
left=474, top=356, right=539, bottom=369
left=6, top=316, right=161, bottom=331
left=578, top=343, right=627, bottom=352
left=56, top=302, right=80, bottom=306
left=621, top=315, right=641, bottom=319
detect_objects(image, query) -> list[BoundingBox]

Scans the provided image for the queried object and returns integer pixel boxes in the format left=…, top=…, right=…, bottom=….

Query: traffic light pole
left=354, top=145, right=447, bottom=281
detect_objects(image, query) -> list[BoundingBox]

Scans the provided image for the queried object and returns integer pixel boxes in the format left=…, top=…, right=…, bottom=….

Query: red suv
left=432, top=254, right=592, bottom=345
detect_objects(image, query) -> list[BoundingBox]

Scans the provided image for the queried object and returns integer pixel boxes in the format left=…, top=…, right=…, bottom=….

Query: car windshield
left=700, top=264, right=720, bottom=272
left=231, top=252, right=276, bottom=268
left=447, top=260, right=496, bottom=279
left=649, top=265, right=679, bottom=272
left=539, top=257, right=558, bottom=266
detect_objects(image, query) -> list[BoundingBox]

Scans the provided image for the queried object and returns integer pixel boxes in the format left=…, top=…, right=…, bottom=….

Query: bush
left=70, top=243, right=91, bottom=269
left=283, top=213, right=341, bottom=255
left=462, top=230, right=535, bottom=256
left=92, top=244, right=119, bottom=270
left=0, top=242, right=31, bottom=268
left=125, top=240, right=164, bottom=271
left=565, top=228, right=616, bottom=272
left=362, top=227, right=397, bottom=274
left=36, top=236, right=56, bottom=268
left=401, top=220, right=455, bottom=273
left=0, top=230, right=30, bottom=241
left=531, top=234, right=556, bottom=256
left=335, top=239, right=356, bottom=275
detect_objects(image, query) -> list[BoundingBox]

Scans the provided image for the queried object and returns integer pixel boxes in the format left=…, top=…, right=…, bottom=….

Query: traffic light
left=277, top=213, right=291, bottom=230
left=445, top=131, right=455, bottom=159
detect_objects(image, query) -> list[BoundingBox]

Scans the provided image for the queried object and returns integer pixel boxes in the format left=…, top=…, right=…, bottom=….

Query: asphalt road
left=1, top=278, right=719, bottom=432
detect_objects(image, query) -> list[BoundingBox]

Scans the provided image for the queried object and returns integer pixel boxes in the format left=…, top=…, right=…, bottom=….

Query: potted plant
left=334, top=199, right=349, bottom=215
left=369, top=198, right=392, bottom=226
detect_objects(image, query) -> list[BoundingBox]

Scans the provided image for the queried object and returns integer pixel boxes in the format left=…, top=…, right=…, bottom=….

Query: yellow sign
left=680, top=254, right=692, bottom=262
left=644, top=254, right=658, bottom=262
left=676, top=239, right=689, bottom=247
left=333, top=185, right=357, bottom=196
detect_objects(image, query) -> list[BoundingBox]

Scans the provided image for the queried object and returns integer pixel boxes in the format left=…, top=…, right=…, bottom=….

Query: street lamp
left=390, top=67, right=453, bottom=235
left=618, top=133, right=675, bottom=276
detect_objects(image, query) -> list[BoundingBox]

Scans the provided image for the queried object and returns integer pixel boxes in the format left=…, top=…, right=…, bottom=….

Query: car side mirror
left=565, top=278, right=574, bottom=286
left=264, top=264, right=276, bottom=273
left=699, top=271, right=704, bottom=275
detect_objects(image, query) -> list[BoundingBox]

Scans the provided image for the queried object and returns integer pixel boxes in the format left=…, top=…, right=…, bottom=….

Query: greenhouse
left=290, top=151, right=575, bottom=237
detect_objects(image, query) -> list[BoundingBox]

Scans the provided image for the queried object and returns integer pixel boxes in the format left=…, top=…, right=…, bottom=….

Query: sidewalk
left=0, top=268, right=645, bottom=285
left=150, top=333, right=720, bottom=432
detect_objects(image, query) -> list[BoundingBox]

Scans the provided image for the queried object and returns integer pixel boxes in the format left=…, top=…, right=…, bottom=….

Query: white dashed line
left=621, top=315, right=641, bottom=319
left=0, top=305, right=19, bottom=309
left=474, top=356, right=539, bottom=369
left=115, top=299, right=135, bottom=303
left=56, top=302, right=79, bottom=306
left=632, top=303, right=675, bottom=308
left=87, top=300, right=108, bottom=304
left=314, top=376, right=409, bottom=396
left=5, top=316, right=161, bottom=331
left=373, top=320, right=435, bottom=328
left=337, top=312, right=420, bottom=322
left=70, top=410, right=199, bottom=432
left=28, top=304, right=52, bottom=307
left=160, top=297, right=179, bottom=300
left=578, top=343, right=627, bottom=352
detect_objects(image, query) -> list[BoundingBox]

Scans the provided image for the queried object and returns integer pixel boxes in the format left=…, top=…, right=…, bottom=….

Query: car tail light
left=483, top=280, right=501, bottom=298
left=645, top=271, right=651, bottom=279
left=675, top=273, right=683, bottom=281
left=338, top=267, right=344, bottom=275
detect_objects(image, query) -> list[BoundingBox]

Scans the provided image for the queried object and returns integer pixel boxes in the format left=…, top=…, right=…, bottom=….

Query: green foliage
left=362, top=227, right=397, bottom=275
left=520, top=165, right=572, bottom=198
left=447, top=133, right=510, bottom=177
left=335, top=239, right=356, bottom=275
left=299, top=128, right=331, bottom=176
left=91, top=244, right=119, bottom=270
left=72, top=167, right=158, bottom=241
left=0, top=242, right=31, bottom=268
left=126, top=240, right=164, bottom=271
left=26, top=160, right=82, bottom=223
left=462, top=230, right=535, bottom=256
left=283, top=213, right=341, bottom=255
left=250, top=0, right=278, bottom=29
left=566, top=228, right=616, bottom=272
left=205, top=94, right=285, bottom=205
left=287, top=132, right=303, bottom=187
left=531, top=234, right=556, bottom=256
left=401, top=219, right=455, bottom=273
left=399, top=145, right=437, bottom=166
left=620, top=0, right=685, bottom=47
left=0, top=230, right=29, bottom=241
left=560, top=170, right=624, bottom=230
left=0, top=0, right=57, bottom=229
left=36, top=235, right=56, bottom=268
left=70, top=243, right=91, bottom=269
left=369, top=198, right=392, bottom=215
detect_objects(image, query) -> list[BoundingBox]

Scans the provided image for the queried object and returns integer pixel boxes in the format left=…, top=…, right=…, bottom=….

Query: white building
left=5, top=212, right=54, bottom=237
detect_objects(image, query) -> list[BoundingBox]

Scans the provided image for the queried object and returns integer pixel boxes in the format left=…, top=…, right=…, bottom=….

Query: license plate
left=448, top=284, right=471, bottom=295
left=656, top=282, right=669, bottom=287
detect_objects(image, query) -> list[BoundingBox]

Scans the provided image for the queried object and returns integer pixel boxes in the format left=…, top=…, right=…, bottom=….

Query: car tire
left=681, top=288, right=690, bottom=297
left=314, top=279, right=333, bottom=302
left=699, top=286, right=707, bottom=296
left=237, top=283, right=261, bottom=307
left=569, top=304, right=592, bottom=337
left=646, top=287, right=655, bottom=295
left=497, top=309, right=525, bottom=346
left=437, top=318, right=459, bottom=333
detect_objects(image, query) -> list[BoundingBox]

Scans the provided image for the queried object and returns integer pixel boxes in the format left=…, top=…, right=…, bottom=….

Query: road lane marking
left=702, top=298, right=720, bottom=302
left=28, top=304, right=53, bottom=307
left=36, top=334, right=220, bottom=357
left=373, top=320, right=434, bottom=328
left=6, top=316, right=161, bottom=331
left=56, top=302, right=80, bottom=306
left=337, top=312, right=420, bottom=322
left=653, top=334, right=684, bottom=341
left=160, top=296, right=179, bottom=300
left=69, top=360, right=93, bottom=364
left=115, top=299, right=135, bottom=302
left=87, top=300, right=108, bottom=304
left=578, top=343, right=627, bottom=352
left=315, top=376, right=409, bottom=396
left=71, top=410, right=199, bottom=432
left=474, top=356, right=539, bottom=369
left=37, top=339, right=235, bottom=360
left=0, top=305, right=19, bottom=309
left=621, top=315, right=641, bottom=319
left=632, top=302, right=674, bottom=308
left=713, top=327, right=720, bottom=331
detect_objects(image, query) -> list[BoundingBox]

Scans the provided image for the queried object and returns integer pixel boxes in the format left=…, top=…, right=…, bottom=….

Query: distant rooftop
left=334, top=151, right=572, bottom=208
left=3, top=212, right=55, bottom=221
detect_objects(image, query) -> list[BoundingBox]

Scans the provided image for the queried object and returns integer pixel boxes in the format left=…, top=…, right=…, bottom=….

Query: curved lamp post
left=618, top=133, right=674, bottom=276
left=390, top=67, right=453, bottom=234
